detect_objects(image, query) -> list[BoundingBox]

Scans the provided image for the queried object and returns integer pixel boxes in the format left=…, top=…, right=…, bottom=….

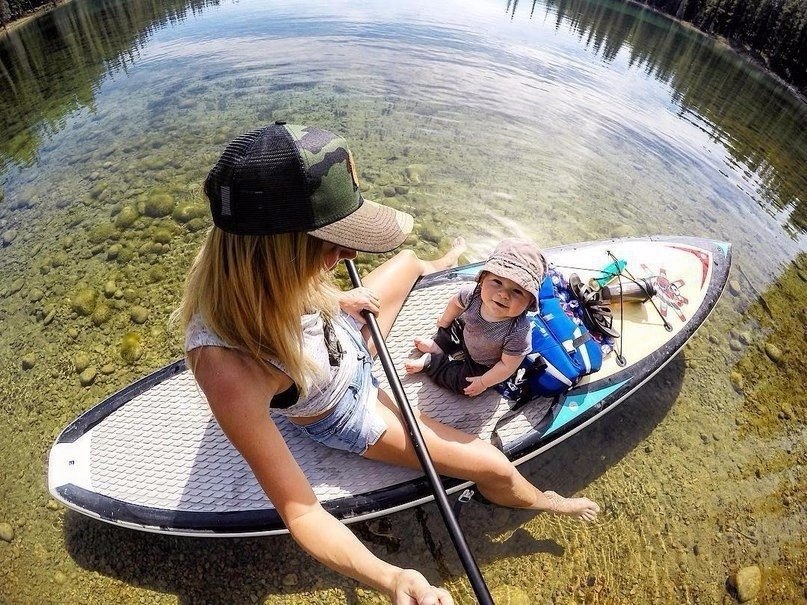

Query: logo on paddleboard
left=641, top=265, right=688, bottom=321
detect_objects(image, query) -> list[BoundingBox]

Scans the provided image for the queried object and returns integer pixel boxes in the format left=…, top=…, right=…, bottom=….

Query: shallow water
left=0, top=0, right=804, bottom=603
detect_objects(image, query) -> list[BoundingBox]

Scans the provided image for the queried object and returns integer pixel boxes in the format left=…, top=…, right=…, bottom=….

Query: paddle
left=344, top=259, right=493, bottom=605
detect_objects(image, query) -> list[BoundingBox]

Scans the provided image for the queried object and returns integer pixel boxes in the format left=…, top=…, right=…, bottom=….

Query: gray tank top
left=185, top=312, right=363, bottom=418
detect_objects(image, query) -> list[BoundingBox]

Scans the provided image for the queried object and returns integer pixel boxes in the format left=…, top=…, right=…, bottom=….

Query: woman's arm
left=190, top=347, right=452, bottom=604
left=338, top=287, right=380, bottom=324
left=464, top=353, right=525, bottom=397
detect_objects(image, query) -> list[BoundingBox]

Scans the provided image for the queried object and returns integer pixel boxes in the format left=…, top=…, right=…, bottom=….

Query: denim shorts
left=294, top=333, right=386, bottom=455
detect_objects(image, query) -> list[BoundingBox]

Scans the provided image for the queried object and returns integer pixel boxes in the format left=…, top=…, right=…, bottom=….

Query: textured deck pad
left=81, top=279, right=541, bottom=515
left=378, top=281, right=553, bottom=447
left=85, top=371, right=420, bottom=513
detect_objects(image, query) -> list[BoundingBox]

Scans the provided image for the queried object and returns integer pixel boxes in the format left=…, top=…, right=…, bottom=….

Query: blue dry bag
left=497, top=275, right=602, bottom=404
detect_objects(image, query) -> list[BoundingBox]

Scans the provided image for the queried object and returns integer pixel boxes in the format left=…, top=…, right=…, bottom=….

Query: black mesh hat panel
left=206, top=124, right=313, bottom=235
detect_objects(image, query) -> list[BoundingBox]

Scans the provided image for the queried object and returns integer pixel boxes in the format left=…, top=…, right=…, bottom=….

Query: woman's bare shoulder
left=189, top=346, right=289, bottom=411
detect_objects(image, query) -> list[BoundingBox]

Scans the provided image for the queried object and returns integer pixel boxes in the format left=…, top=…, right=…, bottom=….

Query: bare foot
left=413, top=337, right=443, bottom=354
left=444, top=236, right=467, bottom=267
left=543, top=491, right=600, bottom=522
left=404, top=354, right=430, bottom=374
left=425, top=236, right=468, bottom=272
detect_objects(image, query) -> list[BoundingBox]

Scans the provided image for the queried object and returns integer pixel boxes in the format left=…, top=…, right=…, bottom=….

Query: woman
left=177, top=123, right=600, bottom=604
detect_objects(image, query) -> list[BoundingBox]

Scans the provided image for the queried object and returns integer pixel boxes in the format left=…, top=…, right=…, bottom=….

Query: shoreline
left=1, top=0, right=74, bottom=38
left=2, top=0, right=804, bottom=100
left=626, top=0, right=807, bottom=103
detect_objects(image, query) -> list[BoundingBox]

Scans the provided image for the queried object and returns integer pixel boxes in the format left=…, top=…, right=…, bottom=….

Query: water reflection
left=1, top=0, right=804, bottom=236
left=533, top=0, right=807, bottom=236
left=0, top=0, right=219, bottom=168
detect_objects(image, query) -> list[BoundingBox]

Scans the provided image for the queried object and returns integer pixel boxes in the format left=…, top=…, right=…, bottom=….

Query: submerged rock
left=0, top=522, right=13, bottom=542
left=115, top=205, right=140, bottom=229
left=90, top=182, right=108, bottom=199
left=144, top=193, right=175, bottom=218
left=185, top=217, right=208, bottom=232
left=43, top=308, right=56, bottom=325
left=120, top=332, right=143, bottom=364
left=91, top=303, right=112, bottom=326
left=172, top=202, right=207, bottom=224
left=611, top=223, right=637, bottom=238
left=79, top=367, right=97, bottom=387
left=73, top=352, right=91, bottom=374
left=763, top=343, right=782, bottom=364
left=129, top=306, right=149, bottom=324
left=87, top=223, right=117, bottom=244
left=1, top=229, right=18, bottom=246
left=103, top=281, right=117, bottom=298
left=21, top=355, right=35, bottom=370
left=281, top=573, right=298, bottom=587
left=152, top=228, right=173, bottom=244
left=8, top=277, right=25, bottom=295
left=71, top=287, right=98, bottom=316
left=729, top=565, right=762, bottom=602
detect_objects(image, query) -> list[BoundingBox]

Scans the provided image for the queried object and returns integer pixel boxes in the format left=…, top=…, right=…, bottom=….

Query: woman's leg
left=365, top=391, right=600, bottom=522
left=362, top=237, right=466, bottom=340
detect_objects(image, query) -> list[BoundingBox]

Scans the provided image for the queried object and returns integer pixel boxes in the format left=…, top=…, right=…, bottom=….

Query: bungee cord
left=555, top=251, right=674, bottom=367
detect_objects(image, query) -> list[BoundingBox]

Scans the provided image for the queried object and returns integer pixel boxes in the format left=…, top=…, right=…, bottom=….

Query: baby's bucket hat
left=480, top=239, right=546, bottom=311
left=205, top=122, right=413, bottom=253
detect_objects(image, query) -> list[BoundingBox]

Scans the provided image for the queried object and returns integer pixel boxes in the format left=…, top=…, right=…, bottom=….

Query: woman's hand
left=339, top=287, right=381, bottom=324
left=392, top=569, right=454, bottom=605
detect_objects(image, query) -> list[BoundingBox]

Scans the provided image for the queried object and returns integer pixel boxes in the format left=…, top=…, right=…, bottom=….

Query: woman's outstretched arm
left=189, top=347, right=453, bottom=604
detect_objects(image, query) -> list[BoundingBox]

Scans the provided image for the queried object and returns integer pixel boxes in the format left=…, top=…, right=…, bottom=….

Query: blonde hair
left=175, top=228, right=340, bottom=397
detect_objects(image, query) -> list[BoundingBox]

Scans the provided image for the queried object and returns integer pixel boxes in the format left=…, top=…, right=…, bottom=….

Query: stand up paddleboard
left=48, top=236, right=731, bottom=536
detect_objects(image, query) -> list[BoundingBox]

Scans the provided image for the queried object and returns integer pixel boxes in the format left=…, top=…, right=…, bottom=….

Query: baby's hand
left=464, top=376, right=487, bottom=397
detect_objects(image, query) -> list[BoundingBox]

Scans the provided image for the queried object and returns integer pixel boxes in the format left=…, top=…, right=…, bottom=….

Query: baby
left=405, top=238, right=546, bottom=397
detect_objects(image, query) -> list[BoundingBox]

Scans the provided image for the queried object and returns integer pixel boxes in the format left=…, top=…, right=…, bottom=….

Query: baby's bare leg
left=413, top=337, right=443, bottom=354
left=403, top=353, right=430, bottom=374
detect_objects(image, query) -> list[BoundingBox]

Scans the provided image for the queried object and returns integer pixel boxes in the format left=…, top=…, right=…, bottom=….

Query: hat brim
left=307, top=197, right=413, bottom=253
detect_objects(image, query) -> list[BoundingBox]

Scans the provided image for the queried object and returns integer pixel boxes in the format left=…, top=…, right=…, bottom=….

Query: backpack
left=496, top=275, right=602, bottom=405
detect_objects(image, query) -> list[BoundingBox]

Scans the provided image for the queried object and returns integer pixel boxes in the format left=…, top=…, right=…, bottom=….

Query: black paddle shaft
left=344, top=260, right=493, bottom=605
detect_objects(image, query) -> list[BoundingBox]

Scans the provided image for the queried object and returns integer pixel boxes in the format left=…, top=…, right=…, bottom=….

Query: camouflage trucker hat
left=205, top=122, right=413, bottom=253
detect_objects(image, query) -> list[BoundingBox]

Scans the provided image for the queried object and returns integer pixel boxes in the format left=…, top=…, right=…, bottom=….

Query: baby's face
left=479, top=273, right=533, bottom=320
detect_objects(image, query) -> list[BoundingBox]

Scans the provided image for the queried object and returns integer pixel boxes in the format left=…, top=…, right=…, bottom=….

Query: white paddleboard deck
left=48, top=236, right=731, bottom=536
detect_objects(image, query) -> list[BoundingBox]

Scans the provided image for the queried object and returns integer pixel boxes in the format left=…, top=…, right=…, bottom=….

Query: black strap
left=572, top=332, right=591, bottom=348
left=321, top=315, right=344, bottom=367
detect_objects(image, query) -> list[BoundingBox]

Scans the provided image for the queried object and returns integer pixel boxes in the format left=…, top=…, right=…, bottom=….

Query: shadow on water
left=409, top=354, right=685, bottom=579
left=62, top=354, right=684, bottom=602
left=63, top=513, right=337, bottom=603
